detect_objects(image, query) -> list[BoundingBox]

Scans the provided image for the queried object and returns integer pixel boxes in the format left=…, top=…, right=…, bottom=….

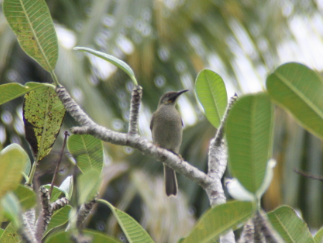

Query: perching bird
left=150, top=90, right=188, bottom=196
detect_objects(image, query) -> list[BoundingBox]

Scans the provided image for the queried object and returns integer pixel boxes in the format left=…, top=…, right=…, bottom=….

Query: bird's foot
left=167, top=150, right=183, bottom=161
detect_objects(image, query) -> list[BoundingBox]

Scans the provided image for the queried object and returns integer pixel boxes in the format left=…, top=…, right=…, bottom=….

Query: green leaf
left=267, top=62, right=323, bottom=140
left=0, top=222, right=20, bottom=243
left=226, top=93, right=274, bottom=193
left=0, top=82, right=47, bottom=105
left=267, top=205, right=314, bottom=243
left=1, top=193, right=21, bottom=228
left=43, top=185, right=63, bottom=202
left=195, top=69, right=227, bottom=128
left=59, top=176, right=73, bottom=200
left=3, top=0, right=58, bottom=71
left=74, top=47, right=138, bottom=85
left=182, top=201, right=254, bottom=243
left=13, top=185, right=36, bottom=210
left=43, top=205, right=72, bottom=238
left=314, top=227, right=323, bottom=243
left=98, top=199, right=154, bottom=243
left=78, top=170, right=101, bottom=205
left=23, top=85, right=65, bottom=161
left=0, top=229, right=4, bottom=238
left=68, top=134, right=103, bottom=173
left=0, top=144, right=27, bottom=199
left=45, top=229, right=120, bottom=243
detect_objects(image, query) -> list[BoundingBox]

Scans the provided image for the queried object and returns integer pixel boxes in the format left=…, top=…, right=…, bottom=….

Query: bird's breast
left=151, top=106, right=183, bottom=153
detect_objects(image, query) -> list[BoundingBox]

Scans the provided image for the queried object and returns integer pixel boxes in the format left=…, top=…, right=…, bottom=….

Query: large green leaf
left=195, top=69, right=227, bottom=128
left=13, top=185, right=36, bottom=210
left=68, top=134, right=103, bottom=173
left=0, top=82, right=47, bottom=105
left=1, top=192, right=21, bottom=228
left=0, top=144, right=27, bottom=199
left=267, top=205, right=314, bottom=243
left=98, top=199, right=154, bottom=243
left=73, top=47, right=138, bottom=85
left=23, top=85, right=65, bottom=161
left=45, top=229, right=120, bottom=243
left=3, top=0, right=58, bottom=71
left=43, top=205, right=72, bottom=238
left=226, top=93, right=274, bottom=193
left=182, top=201, right=254, bottom=243
left=0, top=222, right=20, bottom=243
left=314, top=227, right=323, bottom=243
left=78, top=170, right=100, bottom=205
left=267, top=62, right=323, bottom=140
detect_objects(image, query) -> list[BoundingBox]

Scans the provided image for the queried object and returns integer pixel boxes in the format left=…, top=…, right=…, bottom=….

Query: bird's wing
left=150, top=113, right=155, bottom=131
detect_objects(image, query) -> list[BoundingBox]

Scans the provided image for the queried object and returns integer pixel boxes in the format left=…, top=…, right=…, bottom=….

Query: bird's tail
left=164, top=165, right=178, bottom=196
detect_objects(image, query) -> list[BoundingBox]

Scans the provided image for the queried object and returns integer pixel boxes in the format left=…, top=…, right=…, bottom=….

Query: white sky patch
left=117, top=35, right=134, bottom=55
left=232, top=56, right=264, bottom=93
left=279, top=15, right=323, bottom=71
left=88, top=55, right=117, bottom=80
left=207, top=54, right=237, bottom=98
left=55, top=25, right=76, bottom=49
left=178, top=95, right=197, bottom=127
left=139, top=105, right=153, bottom=139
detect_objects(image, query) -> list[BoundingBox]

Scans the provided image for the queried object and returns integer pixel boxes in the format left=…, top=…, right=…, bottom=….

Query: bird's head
left=158, top=90, right=188, bottom=106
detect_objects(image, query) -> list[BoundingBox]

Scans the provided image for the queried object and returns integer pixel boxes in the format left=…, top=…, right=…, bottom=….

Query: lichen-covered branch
left=207, top=94, right=238, bottom=204
left=128, top=85, right=143, bottom=135
left=20, top=209, right=37, bottom=243
left=56, top=86, right=96, bottom=127
left=35, top=187, right=52, bottom=241
left=238, top=219, right=255, bottom=243
left=253, top=210, right=284, bottom=243
left=206, top=94, right=238, bottom=243
left=51, top=197, right=69, bottom=211
left=76, top=197, right=97, bottom=229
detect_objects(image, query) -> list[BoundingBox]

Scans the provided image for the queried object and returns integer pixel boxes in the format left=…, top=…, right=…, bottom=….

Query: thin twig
left=294, top=168, right=323, bottom=182
left=49, top=131, right=69, bottom=197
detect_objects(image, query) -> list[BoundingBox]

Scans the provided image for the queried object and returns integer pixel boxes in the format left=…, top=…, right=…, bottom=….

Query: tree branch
left=56, top=86, right=209, bottom=188
left=206, top=94, right=238, bottom=243
left=128, top=85, right=142, bottom=135
left=35, top=187, right=52, bottom=242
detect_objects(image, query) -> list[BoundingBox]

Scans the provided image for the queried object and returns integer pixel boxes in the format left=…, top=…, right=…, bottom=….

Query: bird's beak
left=169, top=89, right=188, bottom=102
left=177, top=89, right=189, bottom=96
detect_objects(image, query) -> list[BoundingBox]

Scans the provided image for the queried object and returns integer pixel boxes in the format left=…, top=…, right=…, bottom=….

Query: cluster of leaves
left=1, top=0, right=323, bottom=243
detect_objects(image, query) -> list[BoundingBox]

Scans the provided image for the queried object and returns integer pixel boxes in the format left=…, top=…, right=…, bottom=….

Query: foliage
left=0, top=0, right=322, bottom=242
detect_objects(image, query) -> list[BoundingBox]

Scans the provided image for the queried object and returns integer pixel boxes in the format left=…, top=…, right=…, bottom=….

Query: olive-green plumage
left=150, top=90, right=188, bottom=196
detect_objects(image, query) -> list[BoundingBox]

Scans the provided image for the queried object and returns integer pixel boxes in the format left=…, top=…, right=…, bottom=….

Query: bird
left=150, top=89, right=188, bottom=196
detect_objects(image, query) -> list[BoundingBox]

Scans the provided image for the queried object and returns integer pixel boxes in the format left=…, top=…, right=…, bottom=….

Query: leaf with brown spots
left=23, top=85, right=65, bottom=161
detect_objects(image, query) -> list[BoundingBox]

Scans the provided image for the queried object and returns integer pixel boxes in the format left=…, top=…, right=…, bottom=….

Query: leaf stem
left=50, top=71, right=60, bottom=87
left=26, top=159, right=38, bottom=186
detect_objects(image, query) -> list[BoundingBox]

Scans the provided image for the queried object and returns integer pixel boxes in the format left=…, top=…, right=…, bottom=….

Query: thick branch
left=56, top=86, right=209, bottom=187
left=238, top=219, right=255, bottom=243
left=207, top=94, right=238, bottom=206
left=253, top=210, right=284, bottom=243
left=207, top=94, right=238, bottom=243
left=35, top=187, right=52, bottom=242
left=20, top=209, right=37, bottom=243
left=76, top=197, right=97, bottom=230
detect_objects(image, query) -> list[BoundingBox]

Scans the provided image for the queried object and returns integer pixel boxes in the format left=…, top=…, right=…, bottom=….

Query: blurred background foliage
left=1, top=0, right=323, bottom=242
